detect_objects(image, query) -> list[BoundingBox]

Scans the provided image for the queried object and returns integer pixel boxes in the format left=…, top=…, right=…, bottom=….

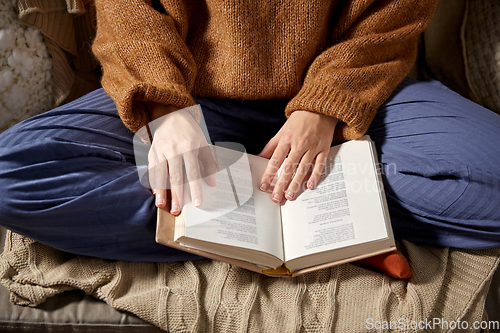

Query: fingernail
left=194, top=199, right=201, bottom=207
left=272, top=193, right=281, bottom=202
left=152, top=189, right=156, bottom=194
left=285, top=191, right=294, bottom=200
left=157, top=198, right=165, bottom=205
left=307, top=181, right=314, bottom=190
left=171, top=204, right=179, bottom=213
left=260, top=183, right=268, bottom=192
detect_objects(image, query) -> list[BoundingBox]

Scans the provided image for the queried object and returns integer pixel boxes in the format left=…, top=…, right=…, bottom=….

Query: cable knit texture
left=1, top=230, right=499, bottom=332
left=92, top=0, right=437, bottom=139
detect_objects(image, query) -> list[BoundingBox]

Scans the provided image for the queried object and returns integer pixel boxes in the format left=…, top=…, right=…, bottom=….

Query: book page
left=280, top=138, right=390, bottom=261
left=178, top=146, right=284, bottom=260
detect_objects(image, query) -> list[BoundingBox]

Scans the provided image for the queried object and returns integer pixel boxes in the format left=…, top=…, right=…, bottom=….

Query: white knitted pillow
left=0, top=0, right=52, bottom=132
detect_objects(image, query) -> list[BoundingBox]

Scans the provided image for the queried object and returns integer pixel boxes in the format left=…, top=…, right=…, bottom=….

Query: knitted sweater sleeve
left=92, top=0, right=196, bottom=133
left=285, top=0, right=438, bottom=141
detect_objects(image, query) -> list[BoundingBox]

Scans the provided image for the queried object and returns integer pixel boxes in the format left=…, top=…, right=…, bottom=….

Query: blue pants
left=0, top=78, right=499, bottom=262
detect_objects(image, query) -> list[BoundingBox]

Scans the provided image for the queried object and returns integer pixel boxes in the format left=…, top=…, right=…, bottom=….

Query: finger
left=148, top=146, right=158, bottom=191
left=149, top=145, right=168, bottom=207
left=271, top=150, right=302, bottom=203
left=169, top=188, right=182, bottom=216
left=155, top=188, right=167, bottom=208
left=148, top=160, right=160, bottom=203
left=259, top=142, right=289, bottom=193
left=257, top=135, right=279, bottom=158
left=285, top=153, right=315, bottom=200
left=168, top=154, right=183, bottom=214
left=183, top=149, right=203, bottom=207
left=199, top=145, right=218, bottom=187
left=307, top=151, right=329, bottom=190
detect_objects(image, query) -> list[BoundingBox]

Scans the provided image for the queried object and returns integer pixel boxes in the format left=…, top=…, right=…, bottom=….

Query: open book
left=156, top=136, right=395, bottom=276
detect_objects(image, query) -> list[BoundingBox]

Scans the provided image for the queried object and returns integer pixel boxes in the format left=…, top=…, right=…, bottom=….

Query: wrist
left=294, top=110, right=339, bottom=126
left=145, top=102, right=201, bottom=124
left=145, top=102, right=180, bottom=121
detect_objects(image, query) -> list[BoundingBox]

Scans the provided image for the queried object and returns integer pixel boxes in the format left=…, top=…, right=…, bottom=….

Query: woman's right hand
left=146, top=102, right=217, bottom=215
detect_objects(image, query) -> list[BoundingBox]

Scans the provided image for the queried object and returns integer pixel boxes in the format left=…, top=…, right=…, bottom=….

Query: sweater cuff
left=285, top=84, right=376, bottom=142
left=112, top=82, right=196, bottom=135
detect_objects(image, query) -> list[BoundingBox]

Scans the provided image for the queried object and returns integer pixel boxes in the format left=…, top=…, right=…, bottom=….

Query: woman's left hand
left=258, top=110, right=338, bottom=202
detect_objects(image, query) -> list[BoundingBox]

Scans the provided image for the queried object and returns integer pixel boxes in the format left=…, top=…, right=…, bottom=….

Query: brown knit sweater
left=92, top=0, right=437, bottom=141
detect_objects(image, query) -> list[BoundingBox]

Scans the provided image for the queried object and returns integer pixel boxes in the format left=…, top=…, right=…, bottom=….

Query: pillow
left=463, top=0, right=500, bottom=114
left=0, top=0, right=52, bottom=132
left=17, top=0, right=101, bottom=109
left=412, top=0, right=474, bottom=101
left=414, top=0, right=500, bottom=114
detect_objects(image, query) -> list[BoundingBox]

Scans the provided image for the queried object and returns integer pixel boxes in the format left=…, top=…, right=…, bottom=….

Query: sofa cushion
left=0, top=226, right=162, bottom=333
left=0, top=285, right=163, bottom=333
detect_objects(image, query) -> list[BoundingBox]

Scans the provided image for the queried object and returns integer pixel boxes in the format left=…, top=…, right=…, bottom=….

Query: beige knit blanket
left=1, top=230, right=498, bottom=332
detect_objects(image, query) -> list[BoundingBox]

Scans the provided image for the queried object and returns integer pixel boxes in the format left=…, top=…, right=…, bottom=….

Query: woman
left=0, top=0, right=499, bottom=262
